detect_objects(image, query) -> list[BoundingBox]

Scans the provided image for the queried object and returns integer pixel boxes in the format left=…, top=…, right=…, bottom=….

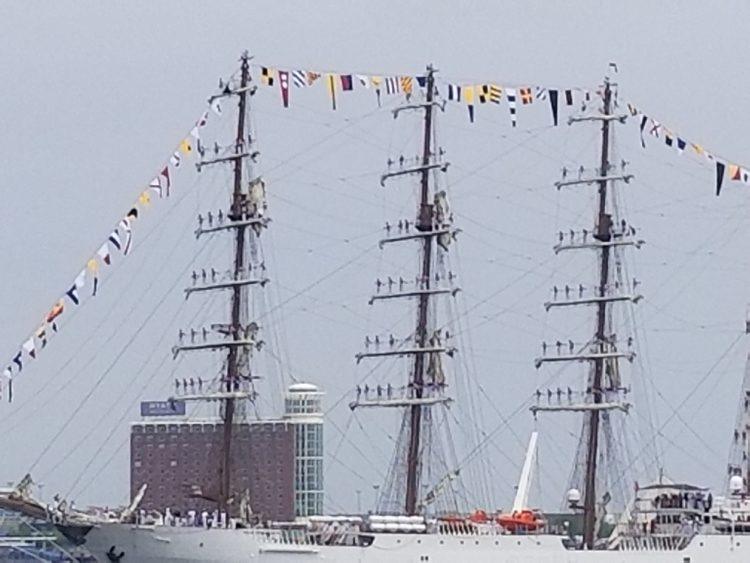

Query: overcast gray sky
left=2, top=0, right=750, bottom=513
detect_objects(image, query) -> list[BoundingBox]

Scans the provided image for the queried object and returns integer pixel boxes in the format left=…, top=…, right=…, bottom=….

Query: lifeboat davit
left=496, top=509, right=545, bottom=532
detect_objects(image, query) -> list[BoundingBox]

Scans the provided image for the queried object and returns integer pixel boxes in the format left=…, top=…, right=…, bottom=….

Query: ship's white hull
left=84, top=523, right=750, bottom=563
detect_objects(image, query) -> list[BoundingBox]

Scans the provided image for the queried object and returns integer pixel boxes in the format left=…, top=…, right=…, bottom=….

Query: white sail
left=511, top=431, right=537, bottom=513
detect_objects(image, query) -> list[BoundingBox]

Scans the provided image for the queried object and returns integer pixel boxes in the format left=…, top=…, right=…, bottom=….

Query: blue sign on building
left=140, top=400, right=186, bottom=417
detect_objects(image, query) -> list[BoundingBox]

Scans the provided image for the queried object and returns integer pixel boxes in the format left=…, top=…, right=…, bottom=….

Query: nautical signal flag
left=506, top=88, right=518, bottom=127
left=261, top=67, right=274, bottom=86
left=478, top=85, right=490, bottom=104
left=327, top=74, right=337, bottom=110
left=464, top=85, right=475, bottom=123
left=519, top=87, right=533, bottom=104
left=340, top=74, right=353, bottom=91
left=400, top=76, right=413, bottom=97
left=278, top=70, right=290, bottom=108
left=292, top=70, right=306, bottom=88
left=489, top=85, right=502, bottom=104
left=549, top=89, right=559, bottom=126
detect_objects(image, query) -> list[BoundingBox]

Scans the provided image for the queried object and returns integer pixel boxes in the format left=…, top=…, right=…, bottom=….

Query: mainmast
left=352, top=66, right=458, bottom=515
left=533, top=78, right=640, bottom=549
left=172, top=51, right=268, bottom=514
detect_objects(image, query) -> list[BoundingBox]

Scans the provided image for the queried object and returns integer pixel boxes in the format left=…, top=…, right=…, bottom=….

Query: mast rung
left=534, top=351, right=635, bottom=369
left=355, top=346, right=455, bottom=363
left=544, top=294, right=642, bottom=311
left=195, top=217, right=270, bottom=238
left=172, top=339, right=257, bottom=358
left=392, top=101, right=446, bottom=118
left=568, top=114, right=628, bottom=125
left=380, top=163, right=449, bottom=186
left=171, top=391, right=254, bottom=402
left=185, top=278, right=269, bottom=297
left=554, top=174, right=634, bottom=189
left=379, top=228, right=459, bottom=247
left=349, top=396, right=451, bottom=410
left=554, top=239, right=644, bottom=253
left=196, top=151, right=259, bottom=171
left=369, top=288, right=458, bottom=304
left=530, top=402, right=631, bottom=414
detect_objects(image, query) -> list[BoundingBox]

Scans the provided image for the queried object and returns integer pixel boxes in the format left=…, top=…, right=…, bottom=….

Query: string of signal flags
left=253, top=62, right=750, bottom=197
left=0, top=97, right=225, bottom=402
left=3, top=60, right=748, bottom=402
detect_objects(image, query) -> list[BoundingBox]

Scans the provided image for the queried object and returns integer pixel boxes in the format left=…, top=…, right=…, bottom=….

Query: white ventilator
left=512, top=431, right=538, bottom=513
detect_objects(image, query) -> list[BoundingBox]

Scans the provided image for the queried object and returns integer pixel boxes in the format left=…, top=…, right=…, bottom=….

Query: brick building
left=130, top=419, right=295, bottom=522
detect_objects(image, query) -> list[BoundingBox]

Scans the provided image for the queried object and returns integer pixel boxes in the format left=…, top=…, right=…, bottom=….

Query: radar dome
left=730, top=475, right=744, bottom=494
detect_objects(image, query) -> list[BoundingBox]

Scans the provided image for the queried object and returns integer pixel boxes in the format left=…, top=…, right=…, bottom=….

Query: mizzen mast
left=172, top=51, right=268, bottom=514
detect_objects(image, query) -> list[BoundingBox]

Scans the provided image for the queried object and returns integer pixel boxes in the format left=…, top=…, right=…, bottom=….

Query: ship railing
left=616, top=533, right=693, bottom=551
left=437, top=522, right=506, bottom=536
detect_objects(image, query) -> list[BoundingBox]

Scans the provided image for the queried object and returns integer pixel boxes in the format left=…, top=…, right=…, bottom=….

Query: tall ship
left=3, top=52, right=750, bottom=562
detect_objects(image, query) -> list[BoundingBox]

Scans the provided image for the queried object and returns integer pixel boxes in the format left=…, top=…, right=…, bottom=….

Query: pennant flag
left=464, top=85, right=475, bottom=123
left=548, top=89, right=559, bottom=126
left=506, top=87, right=518, bottom=127
left=119, top=217, right=133, bottom=255
left=210, top=97, right=223, bottom=116
left=716, top=161, right=726, bottom=196
left=385, top=77, right=399, bottom=95
left=400, top=76, right=413, bottom=97
left=170, top=151, right=182, bottom=168
left=278, top=70, right=290, bottom=108
left=489, top=85, right=502, bottom=104
left=74, top=269, right=86, bottom=290
left=326, top=74, right=337, bottom=111
left=12, top=351, right=22, bottom=372
left=160, top=166, right=171, bottom=197
left=179, top=138, right=193, bottom=155
left=665, top=133, right=674, bottom=147
left=189, top=126, right=200, bottom=140
left=46, top=301, right=64, bottom=323
left=448, top=84, right=462, bottom=102
left=677, top=138, right=686, bottom=154
left=371, top=76, right=382, bottom=106
left=564, top=89, right=574, bottom=106
left=109, top=229, right=122, bottom=251
left=22, top=337, right=35, bottom=360
left=66, top=284, right=80, bottom=306
left=196, top=111, right=208, bottom=129
left=519, top=87, right=533, bottom=105
left=88, top=258, right=99, bottom=296
left=307, top=71, right=321, bottom=86
left=639, top=115, right=648, bottom=148
left=356, top=74, right=370, bottom=88
left=535, top=87, right=548, bottom=101
left=340, top=74, right=354, bottom=91
left=35, top=326, right=47, bottom=349
left=261, top=67, right=274, bottom=86
left=730, top=163, right=741, bottom=181
left=127, top=207, right=138, bottom=221
left=292, top=70, right=306, bottom=88
left=97, top=242, right=111, bottom=265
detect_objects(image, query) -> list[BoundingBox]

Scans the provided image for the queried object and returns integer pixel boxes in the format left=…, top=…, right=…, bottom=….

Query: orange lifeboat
left=496, top=509, right=545, bottom=533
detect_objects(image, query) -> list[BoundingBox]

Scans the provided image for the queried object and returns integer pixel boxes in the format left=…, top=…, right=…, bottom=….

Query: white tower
left=284, top=383, right=325, bottom=516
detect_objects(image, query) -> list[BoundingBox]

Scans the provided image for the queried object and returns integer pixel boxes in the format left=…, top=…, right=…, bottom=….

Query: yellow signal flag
left=139, top=190, right=152, bottom=207
left=179, top=138, right=192, bottom=155
left=371, top=76, right=383, bottom=90
left=691, top=143, right=704, bottom=156
left=464, top=85, right=475, bottom=105
left=87, top=258, right=99, bottom=274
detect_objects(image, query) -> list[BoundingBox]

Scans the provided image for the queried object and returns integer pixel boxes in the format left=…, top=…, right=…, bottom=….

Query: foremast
left=533, top=78, right=640, bottom=549
left=172, top=51, right=268, bottom=514
left=352, top=66, right=458, bottom=515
